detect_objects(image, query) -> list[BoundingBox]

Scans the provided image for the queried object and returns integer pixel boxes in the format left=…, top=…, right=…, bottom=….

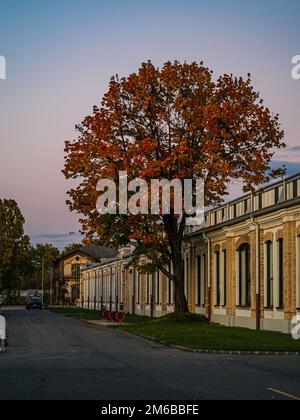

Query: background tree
left=0, top=199, right=29, bottom=293
left=29, top=244, right=60, bottom=291
left=3, top=235, right=33, bottom=290
left=64, top=61, right=285, bottom=313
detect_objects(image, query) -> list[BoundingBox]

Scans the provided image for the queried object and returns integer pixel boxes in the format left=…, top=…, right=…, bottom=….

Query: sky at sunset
left=0, top=0, right=299, bottom=249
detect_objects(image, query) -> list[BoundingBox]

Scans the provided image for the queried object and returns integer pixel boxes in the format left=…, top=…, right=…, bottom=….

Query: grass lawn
left=112, top=313, right=300, bottom=353
left=49, top=308, right=300, bottom=352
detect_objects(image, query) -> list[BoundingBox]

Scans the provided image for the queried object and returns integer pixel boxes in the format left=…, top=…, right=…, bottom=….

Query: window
left=71, top=264, right=81, bottom=279
left=146, top=273, right=152, bottom=305
left=259, top=194, right=263, bottom=210
left=244, top=200, right=248, bottom=214
left=221, top=208, right=225, bottom=222
left=103, top=274, right=107, bottom=303
left=238, top=244, right=251, bottom=307
left=223, top=250, right=227, bottom=307
left=137, top=271, right=141, bottom=304
left=233, top=204, right=237, bottom=219
left=146, top=273, right=150, bottom=304
left=278, top=239, right=284, bottom=309
left=214, top=212, right=218, bottom=225
left=293, top=180, right=298, bottom=198
left=184, top=258, right=189, bottom=297
left=215, top=252, right=221, bottom=306
left=101, top=272, right=104, bottom=300
left=275, top=187, right=279, bottom=204
left=197, top=256, right=202, bottom=306
left=120, top=270, right=124, bottom=304
left=203, top=254, right=207, bottom=305
left=297, top=237, right=300, bottom=309
left=156, top=271, right=160, bottom=304
left=266, top=241, right=274, bottom=308
left=111, top=273, right=116, bottom=303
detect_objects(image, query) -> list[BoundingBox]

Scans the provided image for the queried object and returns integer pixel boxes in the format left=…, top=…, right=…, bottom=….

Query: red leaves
left=63, top=60, right=286, bottom=244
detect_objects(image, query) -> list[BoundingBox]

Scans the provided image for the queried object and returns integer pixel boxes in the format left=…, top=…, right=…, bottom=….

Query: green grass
left=112, top=313, right=300, bottom=353
left=49, top=308, right=300, bottom=352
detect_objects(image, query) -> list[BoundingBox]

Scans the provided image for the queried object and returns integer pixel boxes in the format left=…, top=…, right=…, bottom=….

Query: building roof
left=57, top=245, right=117, bottom=262
left=189, top=171, right=300, bottom=237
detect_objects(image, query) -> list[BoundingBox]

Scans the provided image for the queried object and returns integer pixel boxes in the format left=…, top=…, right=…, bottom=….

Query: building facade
left=54, top=245, right=117, bottom=305
left=80, top=173, right=300, bottom=334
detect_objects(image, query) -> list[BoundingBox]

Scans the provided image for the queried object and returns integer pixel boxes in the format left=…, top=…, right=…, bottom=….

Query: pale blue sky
left=0, top=0, right=299, bottom=246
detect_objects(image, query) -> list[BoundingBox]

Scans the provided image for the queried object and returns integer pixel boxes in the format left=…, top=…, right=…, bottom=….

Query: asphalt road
left=0, top=308, right=299, bottom=401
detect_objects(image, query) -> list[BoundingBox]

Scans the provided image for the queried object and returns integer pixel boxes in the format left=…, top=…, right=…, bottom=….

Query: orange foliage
left=64, top=60, right=285, bottom=245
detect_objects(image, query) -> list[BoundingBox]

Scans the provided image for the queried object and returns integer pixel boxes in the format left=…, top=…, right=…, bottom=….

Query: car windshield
left=31, top=298, right=41, bottom=302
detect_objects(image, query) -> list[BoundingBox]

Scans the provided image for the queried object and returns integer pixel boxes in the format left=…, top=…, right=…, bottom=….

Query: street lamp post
left=41, top=258, right=45, bottom=309
left=50, top=265, right=54, bottom=307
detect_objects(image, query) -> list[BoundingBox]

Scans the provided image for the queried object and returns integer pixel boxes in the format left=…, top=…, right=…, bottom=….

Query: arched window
left=197, top=256, right=202, bottom=306
left=266, top=241, right=274, bottom=308
left=238, top=244, right=251, bottom=307
left=146, top=273, right=151, bottom=305
left=215, top=251, right=221, bottom=306
left=223, top=250, right=227, bottom=307
left=156, top=271, right=161, bottom=304
left=278, top=238, right=284, bottom=309
left=137, top=271, right=141, bottom=304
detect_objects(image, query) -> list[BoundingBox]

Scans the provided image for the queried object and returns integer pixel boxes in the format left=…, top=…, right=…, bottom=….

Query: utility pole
left=50, top=265, right=54, bottom=307
left=41, top=258, right=45, bottom=309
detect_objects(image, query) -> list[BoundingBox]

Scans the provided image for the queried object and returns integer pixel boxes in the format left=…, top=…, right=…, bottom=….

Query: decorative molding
left=233, top=228, right=251, bottom=237
left=214, top=244, right=221, bottom=253
left=235, top=235, right=251, bottom=250
left=276, top=230, right=284, bottom=240
left=292, top=212, right=300, bottom=221
left=222, top=243, right=228, bottom=252
left=260, top=217, right=283, bottom=229
left=263, top=232, right=274, bottom=243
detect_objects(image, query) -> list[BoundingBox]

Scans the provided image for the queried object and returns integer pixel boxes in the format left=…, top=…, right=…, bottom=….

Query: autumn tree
left=64, top=61, right=285, bottom=313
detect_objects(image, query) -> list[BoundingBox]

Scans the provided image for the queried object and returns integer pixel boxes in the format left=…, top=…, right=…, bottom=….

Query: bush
left=154, top=312, right=208, bottom=324
left=2, top=294, right=26, bottom=306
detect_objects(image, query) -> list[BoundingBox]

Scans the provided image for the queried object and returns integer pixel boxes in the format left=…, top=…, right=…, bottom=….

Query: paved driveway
left=0, top=308, right=299, bottom=400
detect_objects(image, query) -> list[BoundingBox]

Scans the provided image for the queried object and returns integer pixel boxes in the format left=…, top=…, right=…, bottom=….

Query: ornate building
left=54, top=245, right=116, bottom=305
left=80, top=172, right=300, bottom=333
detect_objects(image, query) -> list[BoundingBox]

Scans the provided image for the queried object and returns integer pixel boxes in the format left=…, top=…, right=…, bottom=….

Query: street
left=0, top=308, right=299, bottom=400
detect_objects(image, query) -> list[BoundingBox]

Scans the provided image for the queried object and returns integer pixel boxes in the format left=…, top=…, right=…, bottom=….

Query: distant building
left=54, top=245, right=117, bottom=305
left=80, top=172, right=300, bottom=334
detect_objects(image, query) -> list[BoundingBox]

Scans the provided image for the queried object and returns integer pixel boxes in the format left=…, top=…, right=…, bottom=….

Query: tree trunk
left=163, top=215, right=189, bottom=313
left=172, top=252, right=189, bottom=313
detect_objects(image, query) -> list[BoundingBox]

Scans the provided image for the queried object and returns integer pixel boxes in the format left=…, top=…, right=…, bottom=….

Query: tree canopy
left=0, top=199, right=61, bottom=296
left=64, top=60, right=285, bottom=312
left=0, top=199, right=31, bottom=291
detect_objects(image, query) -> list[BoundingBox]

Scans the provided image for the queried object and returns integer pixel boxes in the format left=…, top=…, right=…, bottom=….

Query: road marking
left=268, top=388, right=300, bottom=401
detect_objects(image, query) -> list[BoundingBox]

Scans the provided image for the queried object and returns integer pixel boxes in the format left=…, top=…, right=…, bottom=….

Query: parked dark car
left=26, top=297, right=42, bottom=310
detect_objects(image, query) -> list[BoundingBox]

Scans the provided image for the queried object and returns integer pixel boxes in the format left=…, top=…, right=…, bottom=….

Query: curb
left=119, top=330, right=300, bottom=357
left=68, top=316, right=300, bottom=357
